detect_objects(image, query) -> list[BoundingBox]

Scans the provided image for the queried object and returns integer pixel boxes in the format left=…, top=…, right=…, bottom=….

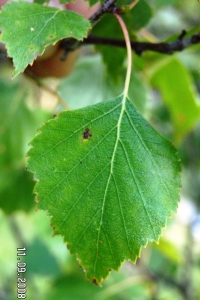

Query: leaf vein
left=31, top=102, right=121, bottom=163
left=124, top=108, right=171, bottom=197
left=119, top=139, right=157, bottom=239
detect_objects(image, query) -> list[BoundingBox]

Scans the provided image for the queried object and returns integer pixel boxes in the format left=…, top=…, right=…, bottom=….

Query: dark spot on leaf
left=83, top=128, right=92, bottom=139
left=53, top=114, right=57, bottom=118
left=80, top=161, right=82, bottom=164
left=92, top=278, right=99, bottom=285
left=67, top=244, right=70, bottom=250
left=49, top=34, right=54, bottom=38
left=51, top=223, right=56, bottom=230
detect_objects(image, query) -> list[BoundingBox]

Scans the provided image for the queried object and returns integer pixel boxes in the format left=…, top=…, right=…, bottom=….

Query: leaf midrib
left=93, top=95, right=126, bottom=273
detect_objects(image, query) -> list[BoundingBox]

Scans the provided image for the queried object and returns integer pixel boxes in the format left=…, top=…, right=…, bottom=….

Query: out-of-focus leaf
left=91, top=0, right=152, bottom=82
left=125, top=0, right=153, bottom=31
left=152, top=0, right=181, bottom=8
left=153, top=237, right=182, bottom=264
left=24, top=237, right=60, bottom=275
left=44, top=256, right=150, bottom=300
left=0, top=169, right=35, bottom=214
left=149, top=57, right=200, bottom=143
left=92, top=14, right=126, bottom=83
left=0, top=69, right=50, bottom=213
left=33, top=0, right=49, bottom=5
left=57, top=0, right=71, bottom=4
left=45, top=273, right=98, bottom=300
left=58, top=54, right=147, bottom=114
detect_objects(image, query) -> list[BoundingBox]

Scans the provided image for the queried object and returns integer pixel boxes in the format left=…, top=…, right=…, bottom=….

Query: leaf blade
left=0, top=2, right=91, bottom=76
left=27, top=96, right=181, bottom=283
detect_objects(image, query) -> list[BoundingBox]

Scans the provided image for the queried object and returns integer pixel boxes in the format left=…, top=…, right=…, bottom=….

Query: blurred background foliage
left=0, top=0, right=200, bottom=299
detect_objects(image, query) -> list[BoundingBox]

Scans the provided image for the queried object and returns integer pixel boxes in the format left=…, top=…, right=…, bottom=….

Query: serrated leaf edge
left=26, top=100, right=181, bottom=284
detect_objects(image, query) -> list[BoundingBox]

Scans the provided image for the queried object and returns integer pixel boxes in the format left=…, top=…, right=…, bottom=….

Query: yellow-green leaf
left=150, top=57, right=200, bottom=143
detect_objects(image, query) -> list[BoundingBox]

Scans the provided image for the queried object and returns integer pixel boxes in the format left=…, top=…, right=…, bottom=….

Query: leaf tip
left=92, top=278, right=101, bottom=286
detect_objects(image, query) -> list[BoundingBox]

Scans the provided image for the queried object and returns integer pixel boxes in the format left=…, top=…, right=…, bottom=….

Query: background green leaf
left=27, top=95, right=180, bottom=283
left=58, top=54, right=147, bottom=114
left=92, top=14, right=126, bottom=83
left=0, top=169, right=35, bottom=214
left=33, top=0, right=50, bottom=5
left=0, top=2, right=90, bottom=76
left=91, top=0, right=153, bottom=82
left=149, top=57, right=200, bottom=143
left=24, top=237, right=60, bottom=275
left=0, top=67, right=50, bottom=214
left=59, top=0, right=77, bottom=4
left=125, top=0, right=153, bottom=31
left=44, top=261, right=148, bottom=300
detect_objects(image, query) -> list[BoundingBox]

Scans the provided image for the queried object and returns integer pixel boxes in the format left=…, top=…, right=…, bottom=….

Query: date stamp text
left=17, top=247, right=27, bottom=299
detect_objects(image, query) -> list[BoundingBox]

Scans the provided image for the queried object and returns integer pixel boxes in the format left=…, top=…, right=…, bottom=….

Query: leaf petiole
left=114, top=13, right=132, bottom=100
left=129, top=0, right=140, bottom=10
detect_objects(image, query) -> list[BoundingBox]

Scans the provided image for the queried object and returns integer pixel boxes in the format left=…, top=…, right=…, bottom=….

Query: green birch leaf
left=27, top=95, right=181, bottom=284
left=0, top=2, right=90, bottom=76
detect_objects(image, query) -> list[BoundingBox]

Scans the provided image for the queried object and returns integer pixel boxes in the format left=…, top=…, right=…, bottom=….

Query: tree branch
left=89, top=0, right=118, bottom=26
left=60, top=0, right=118, bottom=59
left=2, top=31, right=200, bottom=64
left=82, top=31, right=200, bottom=55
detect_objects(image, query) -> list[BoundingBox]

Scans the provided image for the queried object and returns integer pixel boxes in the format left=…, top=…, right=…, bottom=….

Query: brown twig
left=2, top=31, right=200, bottom=66
left=89, top=0, right=118, bottom=25
left=82, top=31, right=200, bottom=55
